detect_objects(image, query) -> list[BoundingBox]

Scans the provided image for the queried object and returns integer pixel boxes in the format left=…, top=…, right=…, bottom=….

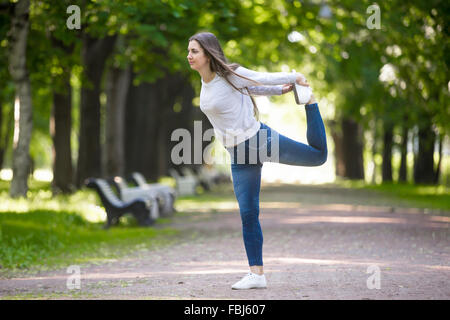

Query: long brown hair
left=189, top=32, right=261, bottom=120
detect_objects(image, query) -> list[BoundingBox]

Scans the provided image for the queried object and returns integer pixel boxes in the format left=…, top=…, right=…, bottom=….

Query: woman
left=187, top=32, right=327, bottom=290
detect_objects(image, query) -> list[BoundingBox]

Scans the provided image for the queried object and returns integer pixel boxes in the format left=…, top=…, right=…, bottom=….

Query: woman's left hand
left=282, top=83, right=294, bottom=94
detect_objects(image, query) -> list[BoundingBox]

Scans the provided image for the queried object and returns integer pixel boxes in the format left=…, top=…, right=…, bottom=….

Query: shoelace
left=239, top=273, right=253, bottom=281
left=245, top=273, right=262, bottom=280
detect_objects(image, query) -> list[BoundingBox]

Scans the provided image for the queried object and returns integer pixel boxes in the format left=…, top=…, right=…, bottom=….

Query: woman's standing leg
left=230, top=163, right=264, bottom=268
left=229, top=162, right=267, bottom=289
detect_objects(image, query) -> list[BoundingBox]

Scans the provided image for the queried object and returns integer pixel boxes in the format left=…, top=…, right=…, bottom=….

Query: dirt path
left=1, top=184, right=449, bottom=300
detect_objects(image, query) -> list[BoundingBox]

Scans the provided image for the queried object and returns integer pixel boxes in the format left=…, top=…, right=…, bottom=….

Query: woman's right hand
left=282, top=83, right=294, bottom=94
left=296, top=74, right=309, bottom=86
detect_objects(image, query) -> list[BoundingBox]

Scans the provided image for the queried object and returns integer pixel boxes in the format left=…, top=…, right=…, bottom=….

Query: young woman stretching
left=187, top=32, right=327, bottom=290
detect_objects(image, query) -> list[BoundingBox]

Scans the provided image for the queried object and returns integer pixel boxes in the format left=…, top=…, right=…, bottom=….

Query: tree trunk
left=433, top=133, right=443, bottom=184
left=176, top=80, right=209, bottom=173
left=414, top=119, right=436, bottom=184
left=328, top=120, right=345, bottom=178
left=156, top=73, right=186, bottom=178
left=49, top=35, right=75, bottom=194
left=51, top=79, right=73, bottom=194
left=370, top=119, right=378, bottom=184
left=124, top=76, right=159, bottom=180
left=104, top=63, right=130, bottom=178
left=0, top=101, right=2, bottom=167
left=382, top=121, right=393, bottom=182
left=76, top=34, right=116, bottom=187
left=398, top=124, right=408, bottom=183
left=8, top=0, right=32, bottom=198
left=179, top=80, right=200, bottom=167
left=342, top=117, right=365, bottom=180
left=0, top=102, right=13, bottom=170
left=124, top=71, right=198, bottom=181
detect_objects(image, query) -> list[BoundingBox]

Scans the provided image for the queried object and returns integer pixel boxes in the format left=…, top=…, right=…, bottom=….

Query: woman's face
left=187, top=40, right=209, bottom=72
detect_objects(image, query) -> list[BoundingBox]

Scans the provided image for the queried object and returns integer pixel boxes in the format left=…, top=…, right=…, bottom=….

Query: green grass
left=0, top=179, right=178, bottom=276
left=336, top=180, right=450, bottom=212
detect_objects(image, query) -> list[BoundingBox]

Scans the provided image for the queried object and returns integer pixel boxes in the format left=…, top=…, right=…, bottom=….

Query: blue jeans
left=226, top=103, right=327, bottom=266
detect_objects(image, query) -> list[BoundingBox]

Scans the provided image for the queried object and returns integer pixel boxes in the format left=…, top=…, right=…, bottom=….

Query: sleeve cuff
left=289, top=73, right=297, bottom=83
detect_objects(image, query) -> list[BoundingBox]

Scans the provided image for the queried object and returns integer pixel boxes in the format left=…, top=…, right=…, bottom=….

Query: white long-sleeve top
left=199, top=66, right=297, bottom=148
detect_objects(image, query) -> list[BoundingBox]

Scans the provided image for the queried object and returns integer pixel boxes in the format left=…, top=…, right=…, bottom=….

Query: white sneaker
left=231, top=273, right=267, bottom=290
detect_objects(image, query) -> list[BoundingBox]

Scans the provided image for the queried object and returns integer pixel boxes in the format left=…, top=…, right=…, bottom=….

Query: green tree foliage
left=0, top=0, right=447, bottom=188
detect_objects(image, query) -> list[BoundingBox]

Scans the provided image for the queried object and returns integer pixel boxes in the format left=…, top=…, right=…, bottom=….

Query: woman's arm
left=246, top=85, right=283, bottom=96
left=231, top=66, right=308, bottom=88
left=246, top=84, right=294, bottom=96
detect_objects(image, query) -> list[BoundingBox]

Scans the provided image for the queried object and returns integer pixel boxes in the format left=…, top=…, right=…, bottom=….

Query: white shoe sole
left=232, top=286, right=267, bottom=290
left=292, top=70, right=312, bottom=104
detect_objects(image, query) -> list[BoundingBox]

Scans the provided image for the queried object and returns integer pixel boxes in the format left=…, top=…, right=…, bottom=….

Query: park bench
left=112, top=176, right=161, bottom=220
left=169, top=167, right=198, bottom=196
left=199, top=165, right=231, bottom=185
left=85, top=178, right=155, bottom=228
left=181, top=166, right=213, bottom=191
left=195, top=166, right=218, bottom=189
left=130, top=172, right=176, bottom=216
